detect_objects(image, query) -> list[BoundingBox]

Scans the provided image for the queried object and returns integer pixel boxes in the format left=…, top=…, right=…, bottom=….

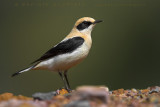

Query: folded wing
left=32, top=36, right=84, bottom=64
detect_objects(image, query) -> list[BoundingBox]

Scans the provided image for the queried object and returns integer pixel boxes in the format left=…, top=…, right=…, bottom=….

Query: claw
left=56, top=88, right=70, bottom=95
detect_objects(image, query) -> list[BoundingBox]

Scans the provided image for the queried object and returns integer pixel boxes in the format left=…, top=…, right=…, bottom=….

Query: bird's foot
left=65, top=88, right=72, bottom=93
left=56, top=88, right=72, bottom=95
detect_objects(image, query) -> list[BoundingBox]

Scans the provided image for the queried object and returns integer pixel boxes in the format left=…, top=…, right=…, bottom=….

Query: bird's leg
left=58, top=71, right=68, bottom=89
left=64, top=70, right=71, bottom=91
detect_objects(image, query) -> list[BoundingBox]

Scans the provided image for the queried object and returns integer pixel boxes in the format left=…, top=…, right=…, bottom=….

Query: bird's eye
left=83, top=21, right=92, bottom=26
left=76, top=21, right=92, bottom=31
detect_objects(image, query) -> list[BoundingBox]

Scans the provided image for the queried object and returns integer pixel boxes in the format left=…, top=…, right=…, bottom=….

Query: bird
left=12, top=17, right=102, bottom=90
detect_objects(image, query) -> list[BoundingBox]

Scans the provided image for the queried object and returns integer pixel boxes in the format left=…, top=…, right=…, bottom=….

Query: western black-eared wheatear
left=12, top=17, right=102, bottom=90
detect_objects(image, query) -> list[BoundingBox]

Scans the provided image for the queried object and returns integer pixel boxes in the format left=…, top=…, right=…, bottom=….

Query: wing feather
left=31, top=37, right=84, bottom=64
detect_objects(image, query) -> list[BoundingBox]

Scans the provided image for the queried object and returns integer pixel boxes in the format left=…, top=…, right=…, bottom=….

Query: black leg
left=64, top=70, right=71, bottom=90
left=58, top=71, right=68, bottom=89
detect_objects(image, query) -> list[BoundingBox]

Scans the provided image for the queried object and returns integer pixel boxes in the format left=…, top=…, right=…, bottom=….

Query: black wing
left=32, top=36, right=84, bottom=64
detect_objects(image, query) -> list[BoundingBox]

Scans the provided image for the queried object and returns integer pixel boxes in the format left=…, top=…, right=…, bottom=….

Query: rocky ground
left=0, top=86, right=160, bottom=107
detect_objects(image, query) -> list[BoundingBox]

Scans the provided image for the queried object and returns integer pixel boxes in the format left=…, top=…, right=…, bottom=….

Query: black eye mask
left=76, top=21, right=92, bottom=31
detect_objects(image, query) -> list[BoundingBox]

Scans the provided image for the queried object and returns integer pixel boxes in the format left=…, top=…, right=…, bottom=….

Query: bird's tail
left=11, top=65, right=36, bottom=77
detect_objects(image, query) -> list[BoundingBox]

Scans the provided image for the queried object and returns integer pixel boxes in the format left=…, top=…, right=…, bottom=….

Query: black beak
left=93, top=20, right=103, bottom=24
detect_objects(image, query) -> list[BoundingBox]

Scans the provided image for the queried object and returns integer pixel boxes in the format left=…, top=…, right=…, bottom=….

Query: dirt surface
left=0, top=86, right=160, bottom=107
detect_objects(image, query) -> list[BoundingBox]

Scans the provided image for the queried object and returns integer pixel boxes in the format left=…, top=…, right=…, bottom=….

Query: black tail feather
left=11, top=65, right=37, bottom=77
left=11, top=71, right=21, bottom=77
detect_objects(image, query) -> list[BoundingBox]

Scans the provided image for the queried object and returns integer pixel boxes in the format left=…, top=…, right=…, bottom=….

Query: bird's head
left=73, top=17, right=102, bottom=35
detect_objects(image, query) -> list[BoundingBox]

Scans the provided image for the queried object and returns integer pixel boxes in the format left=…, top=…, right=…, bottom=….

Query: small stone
left=112, top=90, right=118, bottom=94
left=131, top=88, right=137, bottom=93
left=16, top=95, right=32, bottom=100
left=0, top=93, right=14, bottom=101
left=141, top=89, right=149, bottom=94
left=32, top=91, right=57, bottom=100
left=64, top=100, right=90, bottom=107
left=148, top=86, right=160, bottom=94
left=112, top=89, right=125, bottom=95
left=71, top=86, right=109, bottom=104
left=117, top=89, right=124, bottom=94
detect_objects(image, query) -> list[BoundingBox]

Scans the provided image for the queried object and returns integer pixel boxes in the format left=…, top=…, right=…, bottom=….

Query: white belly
left=34, top=43, right=90, bottom=71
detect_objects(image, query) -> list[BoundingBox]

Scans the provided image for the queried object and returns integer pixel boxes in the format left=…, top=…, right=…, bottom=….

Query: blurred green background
left=0, top=0, right=160, bottom=96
